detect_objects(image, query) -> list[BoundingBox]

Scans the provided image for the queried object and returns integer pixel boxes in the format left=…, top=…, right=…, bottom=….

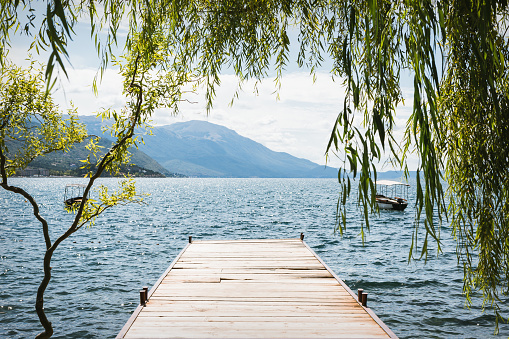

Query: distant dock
left=117, top=237, right=397, bottom=338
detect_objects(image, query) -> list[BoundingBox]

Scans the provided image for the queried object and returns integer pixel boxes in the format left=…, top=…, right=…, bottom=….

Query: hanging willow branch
left=2, top=0, right=509, bottom=333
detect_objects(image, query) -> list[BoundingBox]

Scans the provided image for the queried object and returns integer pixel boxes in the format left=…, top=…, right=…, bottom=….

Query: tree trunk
left=34, top=249, right=54, bottom=339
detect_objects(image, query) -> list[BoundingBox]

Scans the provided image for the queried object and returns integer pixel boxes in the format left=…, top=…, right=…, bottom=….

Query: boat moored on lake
left=64, top=184, right=87, bottom=207
left=375, top=180, right=410, bottom=211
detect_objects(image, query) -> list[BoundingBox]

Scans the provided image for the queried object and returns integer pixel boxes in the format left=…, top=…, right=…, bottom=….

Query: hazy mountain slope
left=76, top=116, right=171, bottom=175
left=140, top=120, right=338, bottom=178
left=5, top=116, right=171, bottom=176
left=79, top=116, right=338, bottom=177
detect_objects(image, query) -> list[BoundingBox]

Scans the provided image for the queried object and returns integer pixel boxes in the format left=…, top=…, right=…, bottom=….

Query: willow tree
left=1, top=2, right=200, bottom=336
left=0, top=58, right=151, bottom=338
left=2, top=0, right=508, bottom=333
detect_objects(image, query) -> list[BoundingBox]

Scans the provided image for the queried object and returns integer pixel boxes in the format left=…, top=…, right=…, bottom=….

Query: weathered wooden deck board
left=117, top=238, right=397, bottom=339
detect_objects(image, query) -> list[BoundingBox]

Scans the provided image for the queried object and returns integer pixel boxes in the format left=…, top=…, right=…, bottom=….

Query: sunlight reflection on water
left=0, top=177, right=507, bottom=338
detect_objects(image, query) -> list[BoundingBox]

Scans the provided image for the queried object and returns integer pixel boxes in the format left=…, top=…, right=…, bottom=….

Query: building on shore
left=15, top=168, right=50, bottom=177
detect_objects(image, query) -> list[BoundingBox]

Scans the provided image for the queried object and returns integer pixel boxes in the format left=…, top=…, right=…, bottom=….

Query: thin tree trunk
left=1, top=54, right=144, bottom=339
left=0, top=148, right=55, bottom=338
left=34, top=248, right=54, bottom=339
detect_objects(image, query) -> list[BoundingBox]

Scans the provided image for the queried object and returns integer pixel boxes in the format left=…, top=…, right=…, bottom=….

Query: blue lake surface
left=1, top=177, right=508, bottom=338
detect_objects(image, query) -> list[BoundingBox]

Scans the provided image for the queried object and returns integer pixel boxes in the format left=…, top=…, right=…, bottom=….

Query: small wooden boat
left=375, top=180, right=410, bottom=211
left=64, top=184, right=87, bottom=207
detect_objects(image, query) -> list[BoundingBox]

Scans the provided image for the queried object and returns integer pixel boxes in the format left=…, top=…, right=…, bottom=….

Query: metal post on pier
left=362, top=292, right=368, bottom=307
left=139, top=289, right=146, bottom=306
left=143, top=286, right=149, bottom=302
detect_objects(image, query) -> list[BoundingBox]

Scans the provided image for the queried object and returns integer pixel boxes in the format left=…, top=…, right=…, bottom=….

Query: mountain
left=132, top=120, right=338, bottom=178
left=7, top=115, right=413, bottom=179
left=70, top=116, right=177, bottom=176
left=19, top=137, right=172, bottom=177
left=10, top=116, right=179, bottom=177
left=80, top=116, right=337, bottom=177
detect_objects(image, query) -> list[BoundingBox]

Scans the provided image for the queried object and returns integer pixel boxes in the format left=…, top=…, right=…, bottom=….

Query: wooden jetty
left=117, top=237, right=397, bottom=338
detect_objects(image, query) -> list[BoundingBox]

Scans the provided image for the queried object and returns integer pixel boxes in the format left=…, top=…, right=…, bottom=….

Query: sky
left=10, top=8, right=417, bottom=170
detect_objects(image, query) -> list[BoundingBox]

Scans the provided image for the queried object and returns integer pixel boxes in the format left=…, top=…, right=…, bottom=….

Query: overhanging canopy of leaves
left=2, top=0, right=509, bottom=329
left=0, top=60, right=87, bottom=176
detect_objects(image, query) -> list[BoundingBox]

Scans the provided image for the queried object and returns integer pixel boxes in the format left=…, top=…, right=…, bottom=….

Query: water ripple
left=1, top=177, right=508, bottom=338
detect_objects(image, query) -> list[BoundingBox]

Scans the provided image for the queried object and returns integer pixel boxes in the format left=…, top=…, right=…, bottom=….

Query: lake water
left=1, top=177, right=508, bottom=338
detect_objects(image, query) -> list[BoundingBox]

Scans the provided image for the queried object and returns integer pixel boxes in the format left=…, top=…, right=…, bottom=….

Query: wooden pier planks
left=117, top=239, right=397, bottom=338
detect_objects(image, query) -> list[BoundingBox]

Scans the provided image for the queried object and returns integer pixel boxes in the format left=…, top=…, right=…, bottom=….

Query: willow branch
left=0, top=147, right=52, bottom=249
left=71, top=53, right=143, bottom=231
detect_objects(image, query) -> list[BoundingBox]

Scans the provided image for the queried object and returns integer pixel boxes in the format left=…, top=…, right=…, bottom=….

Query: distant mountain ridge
left=141, top=120, right=338, bottom=178
left=77, top=117, right=423, bottom=179
left=8, top=117, right=175, bottom=177
left=82, top=117, right=338, bottom=178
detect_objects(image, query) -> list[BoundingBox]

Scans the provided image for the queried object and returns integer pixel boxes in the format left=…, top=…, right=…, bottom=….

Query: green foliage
left=0, top=0, right=77, bottom=90
left=0, top=56, right=150, bottom=337
left=438, top=2, right=509, bottom=325
left=0, top=60, right=88, bottom=176
left=321, top=1, right=509, bottom=328
left=3, top=0, right=509, bottom=333
left=65, top=178, right=146, bottom=229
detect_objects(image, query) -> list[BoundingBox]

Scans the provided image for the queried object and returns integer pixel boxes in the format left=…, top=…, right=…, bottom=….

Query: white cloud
left=150, top=72, right=347, bottom=166
left=48, top=67, right=418, bottom=169
left=52, top=67, right=125, bottom=115
left=7, top=8, right=420, bottom=171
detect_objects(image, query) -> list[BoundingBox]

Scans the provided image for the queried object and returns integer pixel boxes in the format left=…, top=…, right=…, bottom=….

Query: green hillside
left=10, top=137, right=185, bottom=178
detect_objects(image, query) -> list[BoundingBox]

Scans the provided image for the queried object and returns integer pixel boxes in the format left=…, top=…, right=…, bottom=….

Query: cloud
left=50, top=66, right=417, bottom=170
left=8, top=9, right=420, bottom=172
left=145, top=72, right=349, bottom=166
left=52, top=67, right=125, bottom=115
